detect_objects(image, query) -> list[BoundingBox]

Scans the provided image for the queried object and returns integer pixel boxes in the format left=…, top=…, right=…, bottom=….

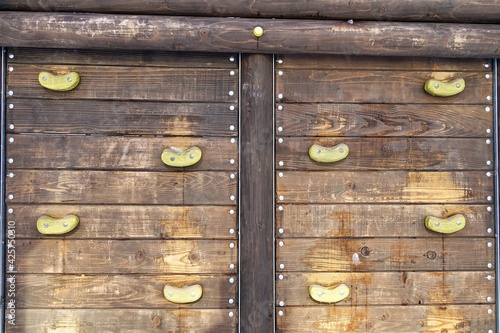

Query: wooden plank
left=14, top=239, right=237, bottom=274
left=5, top=99, right=238, bottom=136
left=239, top=54, right=274, bottom=331
left=277, top=171, right=493, bottom=204
left=276, top=70, right=492, bottom=104
left=8, top=309, right=237, bottom=333
left=276, top=272, right=495, bottom=306
left=8, top=204, right=237, bottom=239
left=5, top=170, right=236, bottom=205
left=277, top=305, right=495, bottom=332
left=7, top=135, right=238, bottom=171
left=8, top=47, right=237, bottom=68
left=276, top=137, right=493, bottom=171
left=276, top=103, right=494, bottom=137
left=276, top=238, right=495, bottom=272
left=277, top=204, right=494, bottom=238
left=14, top=274, right=236, bottom=309
left=1, top=12, right=500, bottom=58
left=7, top=65, right=238, bottom=102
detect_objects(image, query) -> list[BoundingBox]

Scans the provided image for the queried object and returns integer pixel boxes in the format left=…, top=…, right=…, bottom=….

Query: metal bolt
left=7, top=158, right=13, bottom=164
left=8, top=104, right=14, bottom=109
left=278, top=228, right=284, bottom=234
left=279, top=301, right=285, bottom=306
left=317, top=292, right=323, bottom=297
left=44, top=223, right=49, bottom=228
left=63, top=222, right=68, bottom=227
left=487, top=96, right=492, bottom=101
left=456, top=220, right=462, bottom=226
left=230, top=195, right=235, bottom=201
left=278, top=310, right=284, bottom=316
left=278, top=206, right=283, bottom=211
left=487, top=206, right=492, bottom=212
left=230, top=209, right=235, bottom=214
left=277, top=59, right=283, bottom=64
left=278, top=126, right=283, bottom=132
left=230, top=174, right=235, bottom=179
left=487, top=228, right=493, bottom=234
left=8, top=54, right=14, bottom=59
left=487, top=172, right=492, bottom=177
left=230, top=159, right=235, bottom=164
left=278, top=274, right=284, bottom=280
left=279, top=172, right=284, bottom=178
left=230, top=125, right=235, bottom=131
left=279, top=263, right=285, bottom=269
left=486, top=74, right=491, bottom=79
left=487, top=275, right=493, bottom=281
left=8, top=194, right=13, bottom=200
left=488, top=309, right=493, bottom=315
left=229, top=91, right=234, bottom=96
left=229, top=311, right=234, bottom=317
left=8, top=90, right=13, bottom=96
left=41, top=76, right=47, bottom=81
left=486, top=107, right=491, bottom=112
left=189, top=154, right=195, bottom=159
left=488, top=242, right=493, bottom=248
left=229, top=263, right=235, bottom=269
left=339, top=148, right=344, bottom=154
left=485, top=63, right=490, bottom=68
left=67, top=77, right=72, bottom=82
left=231, top=138, right=236, bottom=144
left=8, top=137, right=14, bottom=143
left=7, top=208, right=13, bottom=214
left=487, top=128, right=492, bottom=134
left=279, top=195, right=284, bottom=201
left=230, top=70, right=235, bottom=76
left=278, top=161, right=284, bottom=166
left=229, top=243, right=235, bottom=249
left=277, top=105, right=283, bottom=110
left=486, top=139, right=491, bottom=144
left=229, top=105, right=235, bottom=111
left=190, top=292, right=196, bottom=298
left=278, top=93, right=283, bottom=99
left=229, top=277, right=235, bottom=283
left=487, top=196, right=493, bottom=201
left=339, top=290, right=346, bottom=296
left=487, top=160, right=492, bottom=165
left=278, top=70, right=283, bottom=76
left=487, top=263, right=493, bottom=269
left=435, top=222, right=440, bottom=227
left=8, top=66, right=13, bottom=72
left=229, top=298, right=234, bottom=304
left=229, top=56, right=235, bottom=62
left=8, top=173, right=14, bottom=178
left=229, top=228, right=235, bottom=234
left=434, top=84, right=440, bottom=89
left=278, top=138, right=284, bottom=143
left=456, top=83, right=461, bottom=88
left=279, top=241, right=284, bottom=247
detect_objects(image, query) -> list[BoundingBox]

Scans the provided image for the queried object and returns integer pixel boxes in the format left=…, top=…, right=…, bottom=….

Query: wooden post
left=240, top=54, right=275, bottom=332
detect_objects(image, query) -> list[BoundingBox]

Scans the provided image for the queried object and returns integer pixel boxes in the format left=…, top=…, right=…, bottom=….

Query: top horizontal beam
left=1, top=0, right=500, bottom=23
left=0, top=12, right=500, bottom=58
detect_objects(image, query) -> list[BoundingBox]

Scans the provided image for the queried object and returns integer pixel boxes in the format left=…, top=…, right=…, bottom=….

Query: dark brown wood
left=1, top=12, right=500, bottom=57
left=1, top=1, right=499, bottom=23
left=239, top=54, right=274, bottom=332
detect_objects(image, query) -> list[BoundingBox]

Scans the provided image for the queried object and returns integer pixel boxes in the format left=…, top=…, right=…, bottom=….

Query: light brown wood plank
left=6, top=99, right=238, bottom=136
left=7, top=135, right=238, bottom=171
left=277, top=305, right=495, bottom=332
left=8, top=47, right=237, bottom=68
left=277, top=204, right=494, bottom=238
left=5, top=170, right=236, bottom=205
left=14, top=274, right=236, bottom=309
left=14, top=239, right=237, bottom=274
left=276, top=70, right=492, bottom=104
left=276, top=238, right=495, bottom=272
left=8, top=309, right=237, bottom=333
left=277, top=171, right=493, bottom=204
left=7, top=65, right=238, bottom=102
left=8, top=204, right=236, bottom=239
left=276, top=137, right=493, bottom=171
left=276, top=271, right=495, bottom=306
left=276, top=103, right=493, bottom=137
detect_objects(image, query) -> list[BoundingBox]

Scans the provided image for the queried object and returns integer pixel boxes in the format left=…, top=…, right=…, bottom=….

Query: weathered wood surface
left=276, top=103, right=493, bottom=137
left=7, top=65, right=238, bottom=102
left=276, top=137, right=493, bottom=170
left=9, top=309, right=237, bottom=333
left=14, top=274, right=236, bottom=308
left=6, top=170, right=236, bottom=205
left=277, top=171, right=493, bottom=204
left=6, top=99, right=237, bottom=136
left=1, top=12, right=500, bottom=57
left=276, top=271, right=495, bottom=306
left=277, top=305, right=495, bottom=332
left=276, top=70, right=492, bottom=104
left=7, top=135, right=238, bottom=171
left=277, top=204, right=494, bottom=238
left=14, top=239, right=237, bottom=274
left=1, top=0, right=499, bottom=23
left=276, top=238, right=495, bottom=272
left=8, top=204, right=236, bottom=239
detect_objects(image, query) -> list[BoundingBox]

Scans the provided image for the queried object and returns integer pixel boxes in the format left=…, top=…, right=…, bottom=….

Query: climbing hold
left=253, top=26, right=264, bottom=38
left=425, top=214, right=466, bottom=234
left=308, top=143, right=349, bottom=163
left=38, top=71, right=80, bottom=91
left=309, top=284, right=350, bottom=303
left=163, top=284, right=203, bottom=304
left=161, top=146, right=202, bottom=167
left=424, top=78, right=465, bottom=97
left=36, top=214, right=79, bottom=235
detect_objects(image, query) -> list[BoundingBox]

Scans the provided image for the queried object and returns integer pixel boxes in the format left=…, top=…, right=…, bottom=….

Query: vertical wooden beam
left=239, top=54, right=274, bottom=332
left=0, top=47, right=7, bottom=331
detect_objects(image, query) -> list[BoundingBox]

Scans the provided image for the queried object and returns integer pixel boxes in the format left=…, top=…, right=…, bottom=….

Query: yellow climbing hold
left=161, top=146, right=202, bottom=167
left=36, top=214, right=80, bottom=235
left=424, top=78, right=465, bottom=97
left=309, top=284, right=350, bottom=304
left=309, top=143, right=349, bottom=163
left=163, top=284, right=203, bottom=304
left=38, top=71, right=80, bottom=91
left=253, top=26, right=264, bottom=38
left=425, top=214, right=466, bottom=234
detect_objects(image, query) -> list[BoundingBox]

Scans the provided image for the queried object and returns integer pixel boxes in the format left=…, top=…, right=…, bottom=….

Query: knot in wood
left=151, top=315, right=162, bottom=328
left=425, top=250, right=437, bottom=260
left=135, top=250, right=145, bottom=261
left=360, top=246, right=371, bottom=256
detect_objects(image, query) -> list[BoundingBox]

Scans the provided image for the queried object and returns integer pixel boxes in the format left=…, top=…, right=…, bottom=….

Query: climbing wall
left=4, top=48, right=239, bottom=331
left=274, top=55, right=496, bottom=332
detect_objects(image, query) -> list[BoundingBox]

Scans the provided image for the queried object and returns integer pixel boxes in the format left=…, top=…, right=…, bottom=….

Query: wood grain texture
left=276, top=137, right=493, bottom=171
left=8, top=309, right=237, bottom=333
left=277, top=305, right=494, bottom=332
left=276, top=271, right=495, bottom=306
left=1, top=12, right=500, bottom=57
left=8, top=204, right=236, bottom=239
left=6, top=99, right=237, bottom=136
left=1, top=0, right=499, bottom=23
left=6, top=170, right=236, bottom=205
left=14, top=239, right=237, bottom=274
left=7, top=135, right=238, bottom=171
left=276, top=238, right=495, bottom=272
left=276, top=70, right=492, bottom=104
left=276, top=103, right=493, bottom=137
left=277, top=204, right=494, bottom=238
left=277, top=171, right=493, bottom=204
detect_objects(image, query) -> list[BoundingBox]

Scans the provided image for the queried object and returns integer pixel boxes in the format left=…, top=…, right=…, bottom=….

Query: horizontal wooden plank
left=276, top=272, right=495, bottom=306
left=276, top=137, right=493, bottom=171
left=7, top=309, right=237, bottom=333
left=6, top=170, right=237, bottom=205
left=277, top=171, right=493, bottom=204
left=7, top=204, right=236, bottom=239
left=6, top=99, right=238, bottom=136
left=14, top=274, right=236, bottom=309
left=7, top=65, right=238, bottom=102
left=277, top=305, right=495, bottom=332
left=8, top=47, right=237, bottom=68
left=276, top=238, right=495, bottom=272
left=14, top=239, right=237, bottom=274
left=276, top=103, right=493, bottom=137
left=7, top=135, right=238, bottom=171
left=277, top=204, right=494, bottom=238
left=276, top=70, right=492, bottom=104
